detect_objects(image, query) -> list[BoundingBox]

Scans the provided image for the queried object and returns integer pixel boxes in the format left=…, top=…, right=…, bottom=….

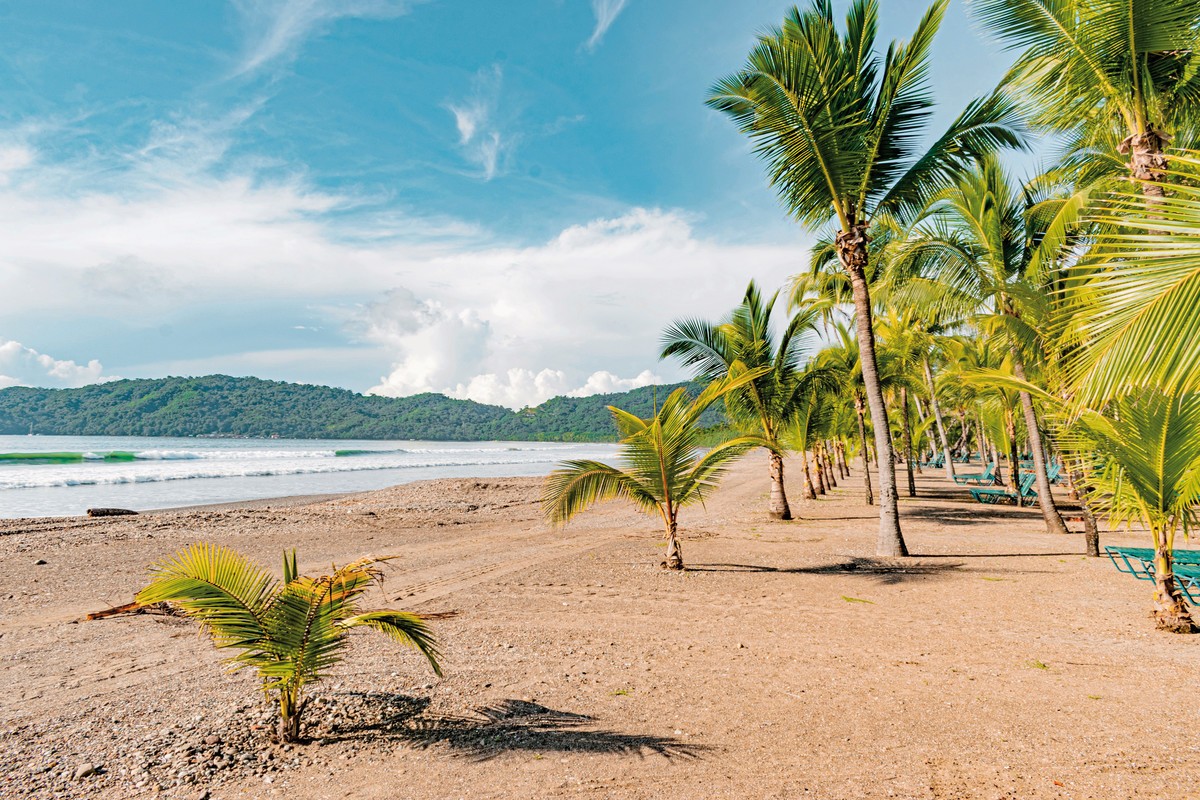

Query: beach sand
left=1, top=452, right=1197, bottom=799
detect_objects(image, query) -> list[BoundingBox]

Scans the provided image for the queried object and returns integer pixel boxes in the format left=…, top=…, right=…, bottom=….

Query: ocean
left=0, top=435, right=620, bottom=518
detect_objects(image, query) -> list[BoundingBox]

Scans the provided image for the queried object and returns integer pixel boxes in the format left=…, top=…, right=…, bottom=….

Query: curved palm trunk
left=900, top=387, right=916, bottom=498
left=767, top=450, right=793, bottom=520
left=822, top=442, right=837, bottom=488
left=800, top=449, right=817, bottom=500
left=1010, top=356, right=1070, bottom=534
left=1152, top=529, right=1194, bottom=632
left=923, top=359, right=955, bottom=480
left=663, top=516, right=684, bottom=570
left=854, top=395, right=874, bottom=505
left=838, top=228, right=906, bottom=556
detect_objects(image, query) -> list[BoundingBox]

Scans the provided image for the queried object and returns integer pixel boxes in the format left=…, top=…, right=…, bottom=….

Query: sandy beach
left=2, top=452, right=1198, bottom=800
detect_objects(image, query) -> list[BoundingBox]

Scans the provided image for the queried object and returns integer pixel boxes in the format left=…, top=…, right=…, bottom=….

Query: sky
left=0, top=0, right=1027, bottom=409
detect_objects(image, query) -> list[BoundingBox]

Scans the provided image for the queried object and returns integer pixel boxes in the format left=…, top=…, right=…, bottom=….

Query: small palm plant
left=136, top=544, right=442, bottom=742
left=1074, top=389, right=1200, bottom=633
left=542, top=373, right=767, bottom=570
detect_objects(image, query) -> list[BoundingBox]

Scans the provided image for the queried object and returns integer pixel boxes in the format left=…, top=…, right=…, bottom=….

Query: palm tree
left=707, top=0, right=1025, bottom=556
left=541, top=373, right=767, bottom=570
left=136, top=544, right=442, bottom=742
left=894, top=157, right=1071, bottom=534
left=660, top=281, right=822, bottom=520
left=781, top=362, right=843, bottom=501
left=1073, top=388, right=1200, bottom=632
left=972, top=0, right=1200, bottom=198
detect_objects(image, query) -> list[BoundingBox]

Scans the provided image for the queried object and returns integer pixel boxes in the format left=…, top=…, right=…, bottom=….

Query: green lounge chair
left=1103, top=547, right=1200, bottom=604
left=953, top=463, right=995, bottom=485
left=969, top=472, right=1036, bottom=505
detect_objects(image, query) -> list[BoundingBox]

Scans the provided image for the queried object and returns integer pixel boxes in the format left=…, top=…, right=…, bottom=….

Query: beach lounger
left=969, top=472, right=1036, bottom=505
left=953, top=463, right=995, bottom=486
left=1104, top=547, right=1200, bottom=604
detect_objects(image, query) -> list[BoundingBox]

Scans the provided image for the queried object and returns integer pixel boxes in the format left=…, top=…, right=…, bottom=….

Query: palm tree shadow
left=689, top=557, right=964, bottom=585
left=328, top=694, right=703, bottom=762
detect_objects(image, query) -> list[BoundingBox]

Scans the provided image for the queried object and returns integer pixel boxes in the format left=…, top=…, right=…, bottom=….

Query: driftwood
left=83, top=601, right=178, bottom=621
left=87, top=508, right=138, bottom=517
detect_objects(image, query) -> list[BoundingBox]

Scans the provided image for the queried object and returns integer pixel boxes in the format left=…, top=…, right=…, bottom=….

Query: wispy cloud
left=231, top=0, right=416, bottom=77
left=585, top=0, right=630, bottom=51
left=447, top=64, right=510, bottom=181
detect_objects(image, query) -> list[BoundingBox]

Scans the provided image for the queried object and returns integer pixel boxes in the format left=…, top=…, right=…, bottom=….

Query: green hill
left=0, top=375, right=725, bottom=441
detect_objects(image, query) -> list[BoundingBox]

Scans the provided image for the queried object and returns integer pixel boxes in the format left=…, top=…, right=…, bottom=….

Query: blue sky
left=0, top=0, right=1028, bottom=408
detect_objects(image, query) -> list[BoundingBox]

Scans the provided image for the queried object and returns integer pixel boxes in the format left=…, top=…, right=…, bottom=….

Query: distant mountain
left=0, top=375, right=726, bottom=441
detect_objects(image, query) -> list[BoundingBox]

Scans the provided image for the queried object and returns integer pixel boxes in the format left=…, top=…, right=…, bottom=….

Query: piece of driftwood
left=83, top=601, right=178, bottom=621
left=87, top=508, right=138, bottom=517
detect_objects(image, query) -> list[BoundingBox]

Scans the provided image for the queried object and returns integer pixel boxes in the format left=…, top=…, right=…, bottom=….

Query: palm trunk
left=1151, top=528, right=1194, bottom=632
left=1118, top=126, right=1170, bottom=202
left=278, top=684, right=303, bottom=743
left=823, top=442, right=837, bottom=488
left=838, top=440, right=850, bottom=477
left=900, top=387, right=916, bottom=498
left=1007, top=412, right=1020, bottom=506
left=767, top=450, right=792, bottom=520
left=838, top=226, right=906, bottom=557
left=813, top=448, right=826, bottom=494
left=800, top=449, right=817, bottom=500
left=1010, top=355, right=1070, bottom=534
left=923, top=359, right=955, bottom=480
left=854, top=395, right=874, bottom=506
left=663, top=516, right=684, bottom=570
left=1067, top=456, right=1101, bottom=556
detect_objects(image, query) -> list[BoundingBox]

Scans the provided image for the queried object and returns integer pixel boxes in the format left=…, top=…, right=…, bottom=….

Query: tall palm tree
left=660, top=281, right=823, bottom=520
left=972, top=0, right=1200, bottom=197
left=708, top=0, right=1025, bottom=556
left=894, top=157, right=1071, bottom=534
left=136, top=545, right=442, bottom=742
left=542, top=373, right=767, bottom=570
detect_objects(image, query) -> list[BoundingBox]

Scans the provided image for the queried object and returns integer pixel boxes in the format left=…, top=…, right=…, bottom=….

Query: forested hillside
left=0, top=375, right=724, bottom=441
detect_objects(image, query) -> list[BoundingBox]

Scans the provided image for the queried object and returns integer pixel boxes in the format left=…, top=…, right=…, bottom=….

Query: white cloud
left=231, top=0, right=416, bottom=76
left=447, top=65, right=510, bottom=180
left=586, top=0, right=630, bottom=51
left=0, top=119, right=808, bottom=405
left=0, top=340, right=111, bottom=389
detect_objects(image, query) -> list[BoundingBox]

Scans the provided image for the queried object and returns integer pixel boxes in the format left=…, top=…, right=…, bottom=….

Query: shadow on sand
left=325, top=694, right=703, bottom=762
left=687, top=556, right=965, bottom=585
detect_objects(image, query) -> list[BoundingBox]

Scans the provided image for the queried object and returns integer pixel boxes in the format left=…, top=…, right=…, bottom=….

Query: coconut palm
left=135, top=544, right=441, bottom=742
left=1072, top=388, right=1200, bottom=632
left=708, top=0, right=1025, bottom=556
left=542, top=373, right=767, bottom=570
left=660, top=281, right=823, bottom=520
left=972, top=0, right=1200, bottom=197
left=893, top=157, right=1071, bottom=533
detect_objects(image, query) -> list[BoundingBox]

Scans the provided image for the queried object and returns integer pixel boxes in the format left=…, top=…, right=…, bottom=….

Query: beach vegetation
left=707, top=0, right=1025, bottom=557
left=541, top=372, right=769, bottom=570
left=135, top=543, right=442, bottom=742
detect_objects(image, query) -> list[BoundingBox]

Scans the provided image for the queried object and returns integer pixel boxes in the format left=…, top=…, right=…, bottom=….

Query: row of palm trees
left=544, top=0, right=1200, bottom=634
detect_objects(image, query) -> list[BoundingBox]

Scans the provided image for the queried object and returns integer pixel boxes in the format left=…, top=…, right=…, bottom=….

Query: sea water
left=0, top=435, right=619, bottom=518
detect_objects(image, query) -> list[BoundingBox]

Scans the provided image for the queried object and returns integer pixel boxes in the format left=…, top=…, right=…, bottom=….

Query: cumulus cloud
left=0, top=116, right=807, bottom=406
left=447, top=64, right=509, bottom=180
left=231, top=0, right=416, bottom=76
left=586, top=0, right=630, bottom=51
left=0, top=340, right=111, bottom=390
